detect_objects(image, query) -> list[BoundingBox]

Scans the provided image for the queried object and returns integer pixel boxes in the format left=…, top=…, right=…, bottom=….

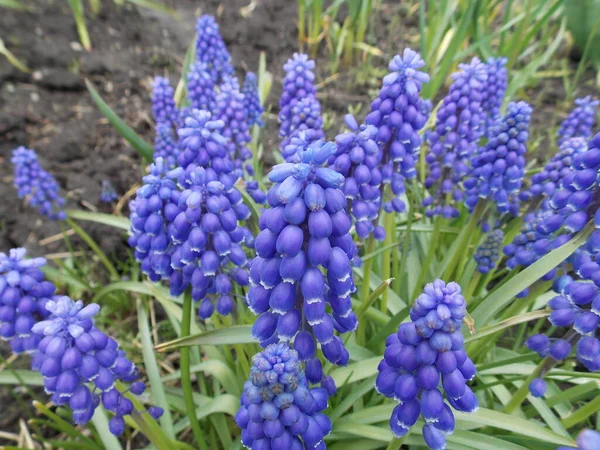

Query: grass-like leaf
left=66, top=209, right=130, bottom=231
left=155, top=325, right=254, bottom=352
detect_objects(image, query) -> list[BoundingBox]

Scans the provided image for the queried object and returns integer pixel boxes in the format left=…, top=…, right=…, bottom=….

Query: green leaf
left=456, top=407, right=576, bottom=446
left=66, top=209, right=130, bottom=231
left=0, top=370, right=43, bottom=386
left=162, top=360, right=241, bottom=397
left=471, top=224, right=593, bottom=327
left=356, top=278, right=393, bottom=320
left=330, top=357, right=380, bottom=386
left=155, top=325, right=254, bottom=352
left=66, top=0, right=91, bottom=51
left=465, top=309, right=550, bottom=343
left=0, top=0, right=29, bottom=10
left=86, top=79, right=154, bottom=162
left=137, top=299, right=175, bottom=440
left=126, top=0, right=177, bottom=15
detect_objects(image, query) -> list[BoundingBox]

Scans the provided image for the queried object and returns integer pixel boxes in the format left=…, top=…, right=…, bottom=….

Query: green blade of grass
left=86, top=79, right=154, bottom=163
left=155, top=325, right=254, bottom=352
left=66, top=0, right=92, bottom=51
left=66, top=209, right=130, bottom=231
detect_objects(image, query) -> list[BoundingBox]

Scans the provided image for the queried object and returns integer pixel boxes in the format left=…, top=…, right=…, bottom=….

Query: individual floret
left=12, top=147, right=66, bottom=220
left=375, top=280, right=477, bottom=450
left=557, top=429, right=600, bottom=450
left=235, top=343, right=332, bottom=450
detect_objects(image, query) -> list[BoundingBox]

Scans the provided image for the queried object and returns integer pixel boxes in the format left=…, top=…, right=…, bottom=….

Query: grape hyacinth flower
left=100, top=180, right=118, bottom=203
left=187, top=62, right=216, bottom=112
left=279, top=53, right=323, bottom=156
left=195, top=15, right=234, bottom=84
left=423, top=58, right=487, bottom=218
left=474, top=229, right=504, bottom=274
left=330, top=114, right=385, bottom=239
left=557, top=96, right=599, bottom=146
left=528, top=378, right=546, bottom=397
left=154, top=123, right=181, bottom=169
left=248, top=140, right=358, bottom=377
left=365, top=48, right=430, bottom=214
left=129, top=156, right=252, bottom=319
left=519, top=137, right=587, bottom=205
left=12, top=147, right=66, bottom=220
left=31, top=296, right=163, bottom=435
left=214, top=80, right=253, bottom=180
left=481, top=57, right=508, bottom=137
left=0, top=248, right=54, bottom=354
left=151, top=77, right=178, bottom=126
left=375, top=280, right=477, bottom=450
left=464, top=101, right=532, bottom=215
left=235, top=343, right=332, bottom=450
left=243, top=72, right=264, bottom=128
left=558, top=429, right=600, bottom=450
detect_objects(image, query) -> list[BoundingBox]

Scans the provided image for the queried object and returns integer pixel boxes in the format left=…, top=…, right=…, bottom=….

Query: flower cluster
left=519, top=137, right=587, bottom=205
left=279, top=54, right=324, bottom=156
left=557, top=96, right=599, bottom=146
left=31, top=296, right=163, bottom=435
left=365, top=49, right=430, bottom=214
left=330, top=114, right=385, bottom=239
left=464, top=101, right=532, bottom=215
left=195, top=15, right=234, bottom=84
left=100, top=180, right=118, bottom=203
left=423, top=58, right=487, bottom=218
left=248, top=141, right=358, bottom=375
left=0, top=248, right=53, bottom=354
left=214, top=80, right=253, bottom=179
left=243, top=72, right=264, bottom=128
left=376, top=280, right=477, bottom=450
left=481, top=57, right=508, bottom=136
left=235, top=343, right=332, bottom=450
left=12, top=147, right=66, bottom=220
left=129, top=153, right=252, bottom=319
left=187, top=62, right=216, bottom=112
left=151, top=77, right=178, bottom=127
left=474, top=229, right=504, bottom=274
left=154, top=123, right=181, bottom=169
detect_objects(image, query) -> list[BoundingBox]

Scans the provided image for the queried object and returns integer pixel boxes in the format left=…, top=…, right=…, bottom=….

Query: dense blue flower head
left=215, top=80, right=252, bottom=180
left=280, top=95, right=325, bottom=156
left=558, top=429, right=600, bottom=450
left=151, top=77, right=178, bottom=126
left=558, top=96, right=599, bottom=145
left=0, top=248, right=53, bottom=354
left=474, top=229, right=503, bottom=274
left=129, top=159, right=252, bottom=319
left=187, top=62, right=215, bottom=112
left=195, top=15, right=234, bottom=84
left=519, top=137, right=587, bottom=204
left=176, top=109, right=232, bottom=173
left=100, top=180, right=118, bottom=203
left=154, top=123, right=181, bottom=169
left=248, top=140, right=358, bottom=373
left=279, top=53, right=317, bottom=123
left=31, top=296, right=162, bottom=435
left=376, top=280, right=477, bottom=450
left=243, top=72, right=264, bottom=128
left=481, top=57, right=508, bottom=137
left=235, top=343, right=332, bottom=450
left=12, top=147, right=66, bottom=220
left=365, top=49, right=430, bottom=213
left=464, top=101, right=532, bottom=214
left=423, top=58, right=487, bottom=218
left=329, top=114, right=385, bottom=240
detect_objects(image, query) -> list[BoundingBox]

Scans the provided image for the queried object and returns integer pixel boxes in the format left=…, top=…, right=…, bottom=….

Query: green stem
left=358, top=235, right=375, bottom=345
left=381, top=211, right=395, bottom=313
left=442, top=200, right=485, bottom=281
left=397, top=192, right=416, bottom=299
left=412, top=216, right=442, bottom=299
left=181, top=293, right=207, bottom=450
left=464, top=271, right=481, bottom=302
